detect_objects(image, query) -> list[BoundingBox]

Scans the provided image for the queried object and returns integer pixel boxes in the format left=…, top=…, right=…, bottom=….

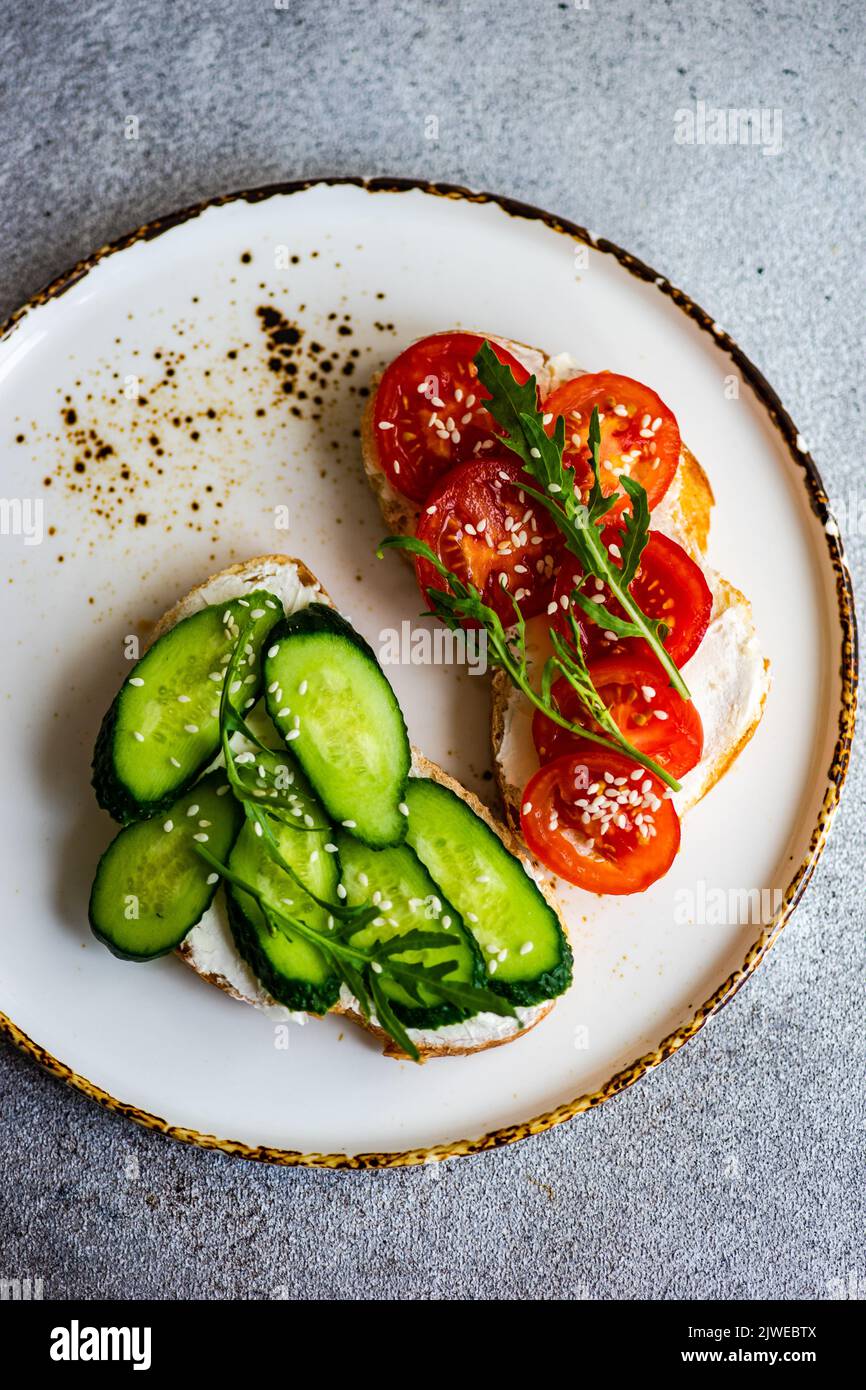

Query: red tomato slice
left=415, top=457, right=563, bottom=624
left=546, top=371, right=680, bottom=515
left=520, top=749, right=681, bottom=894
left=373, top=332, right=535, bottom=504
left=532, top=658, right=704, bottom=779
left=552, top=527, right=712, bottom=669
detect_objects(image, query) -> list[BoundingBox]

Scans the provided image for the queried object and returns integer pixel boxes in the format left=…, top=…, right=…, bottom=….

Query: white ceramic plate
left=0, top=180, right=855, bottom=1166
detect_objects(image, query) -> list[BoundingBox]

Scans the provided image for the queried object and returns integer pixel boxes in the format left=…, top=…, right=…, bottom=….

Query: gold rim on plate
left=0, top=177, right=857, bottom=1168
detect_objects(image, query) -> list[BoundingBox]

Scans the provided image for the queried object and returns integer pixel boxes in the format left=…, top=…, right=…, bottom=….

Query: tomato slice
left=532, top=658, right=704, bottom=779
left=414, top=457, right=563, bottom=624
left=546, top=371, right=680, bottom=515
left=520, top=749, right=681, bottom=894
left=552, top=527, right=712, bottom=669
left=373, top=332, right=535, bottom=504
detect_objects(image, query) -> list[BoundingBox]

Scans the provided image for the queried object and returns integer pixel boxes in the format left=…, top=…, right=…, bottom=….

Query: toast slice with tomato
left=362, top=331, right=770, bottom=894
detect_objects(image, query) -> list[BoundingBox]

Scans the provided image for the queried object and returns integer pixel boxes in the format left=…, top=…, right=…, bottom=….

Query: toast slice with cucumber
left=88, top=554, right=572, bottom=1060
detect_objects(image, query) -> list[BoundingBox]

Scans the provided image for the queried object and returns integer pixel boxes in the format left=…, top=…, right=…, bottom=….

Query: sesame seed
left=530, top=447, right=541, bottom=459
left=342, top=819, right=356, bottom=828
left=286, top=729, right=300, bottom=741
left=277, top=708, right=290, bottom=718
left=548, top=482, right=562, bottom=493
left=324, top=843, right=338, bottom=853
left=193, top=833, right=209, bottom=842
left=371, top=961, right=383, bottom=974
left=129, top=677, right=144, bottom=687
left=653, top=710, right=669, bottom=720
left=547, top=602, right=557, bottom=616
left=267, top=645, right=279, bottom=658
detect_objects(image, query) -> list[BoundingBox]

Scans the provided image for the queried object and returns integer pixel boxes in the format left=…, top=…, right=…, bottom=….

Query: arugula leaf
left=472, top=342, right=690, bottom=701
left=196, top=843, right=516, bottom=1064
left=207, top=641, right=517, bottom=1062
left=617, top=474, right=651, bottom=586
left=379, top=535, right=681, bottom=792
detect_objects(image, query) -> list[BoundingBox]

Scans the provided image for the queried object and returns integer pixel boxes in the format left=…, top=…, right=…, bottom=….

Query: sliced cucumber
left=89, top=771, right=242, bottom=961
left=263, top=604, right=410, bottom=848
left=93, top=590, right=282, bottom=823
left=337, top=833, right=485, bottom=1030
left=403, top=778, right=573, bottom=1007
left=225, top=767, right=341, bottom=1016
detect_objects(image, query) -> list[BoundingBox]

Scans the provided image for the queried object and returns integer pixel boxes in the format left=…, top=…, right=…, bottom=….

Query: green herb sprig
left=379, top=534, right=681, bottom=792
left=195, top=842, right=516, bottom=1063
left=197, top=620, right=517, bottom=1062
left=472, top=342, right=690, bottom=702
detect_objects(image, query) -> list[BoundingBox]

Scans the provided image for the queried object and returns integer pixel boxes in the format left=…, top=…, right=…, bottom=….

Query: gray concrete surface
left=1, top=0, right=863, bottom=1301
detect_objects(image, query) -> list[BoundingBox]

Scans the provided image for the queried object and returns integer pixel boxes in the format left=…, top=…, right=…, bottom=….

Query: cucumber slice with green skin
left=337, top=833, right=485, bottom=1030
left=263, top=604, right=410, bottom=849
left=92, top=590, right=282, bottom=823
left=226, top=773, right=342, bottom=1016
left=89, top=771, right=242, bottom=961
left=403, top=779, right=573, bottom=1007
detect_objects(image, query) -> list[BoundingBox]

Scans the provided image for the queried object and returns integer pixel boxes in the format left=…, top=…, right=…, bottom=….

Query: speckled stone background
left=1, top=0, right=863, bottom=1301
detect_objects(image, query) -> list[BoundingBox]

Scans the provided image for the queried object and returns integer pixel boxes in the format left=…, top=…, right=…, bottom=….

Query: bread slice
left=145, top=554, right=562, bottom=1059
left=363, top=331, right=771, bottom=875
